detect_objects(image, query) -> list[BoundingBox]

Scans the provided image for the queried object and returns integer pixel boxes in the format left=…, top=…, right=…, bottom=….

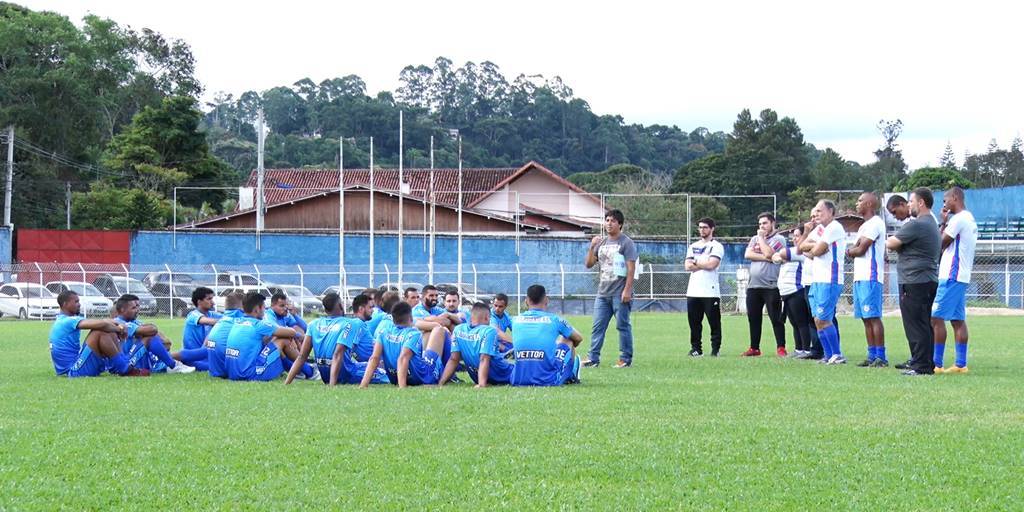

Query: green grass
left=1, top=314, right=1022, bottom=510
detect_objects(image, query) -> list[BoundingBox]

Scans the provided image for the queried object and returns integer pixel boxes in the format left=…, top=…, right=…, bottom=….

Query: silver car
left=45, top=281, right=112, bottom=316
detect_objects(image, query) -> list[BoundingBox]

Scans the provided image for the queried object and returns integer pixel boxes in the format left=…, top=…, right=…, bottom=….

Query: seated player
left=490, top=293, right=513, bottom=344
left=440, top=302, right=514, bottom=387
left=404, top=287, right=421, bottom=308
left=285, top=293, right=387, bottom=385
left=360, top=302, right=447, bottom=388
left=176, top=286, right=221, bottom=371
left=411, top=285, right=454, bottom=333
left=113, top=294, right=195, bottom=374
left=49, top=290, right=136, bottom=377
left=511, top=285, right=583, bottom=386
left=372, top=293, right=402, bottom=339
left=206, top=291, right=246, bottom=378
left=225, top=292, right=315, bottom=382
left=365, top=288, right=389, bottom=336
left=265, top=292, right=308, bottom=346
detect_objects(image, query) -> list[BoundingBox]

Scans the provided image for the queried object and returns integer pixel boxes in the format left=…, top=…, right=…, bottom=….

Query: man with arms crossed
left=686, top=217, right=725, bottom=357
left=742, top=212, right=789, bottom=357
left=798, top=200, right=847, bottom=365
left=582, top=209, right=637, bottom=369
left=846, top=192, right=888, bottom=367
left=932, top=187, right=977, bottom=374
left=225, top=292, right=308, bottom=382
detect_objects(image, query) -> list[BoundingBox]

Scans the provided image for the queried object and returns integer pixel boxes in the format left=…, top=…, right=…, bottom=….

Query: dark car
left=92, top=274, right=159, bottom=314
left=142, top=272, right=198, bottom=317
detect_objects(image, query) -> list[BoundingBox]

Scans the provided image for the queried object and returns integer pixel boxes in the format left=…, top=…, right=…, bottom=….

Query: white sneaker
left=826, top=355, right=847, bottom=365
left=168, top=362, right=196, bottom=374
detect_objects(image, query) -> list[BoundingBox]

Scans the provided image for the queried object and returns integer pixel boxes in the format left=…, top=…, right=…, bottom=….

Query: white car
left=213, top=287, right=272, bottom=311
left=45, top=281, right=113, bottom=317
left=0, top=283, right=61, bottom=319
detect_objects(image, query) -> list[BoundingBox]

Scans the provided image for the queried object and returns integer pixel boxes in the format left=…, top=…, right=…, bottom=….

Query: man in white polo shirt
left=685, top=217, right=725, bottom=357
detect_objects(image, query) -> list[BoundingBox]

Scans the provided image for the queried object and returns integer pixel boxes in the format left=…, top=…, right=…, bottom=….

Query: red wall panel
left=15, top=229, right=131, bottom=264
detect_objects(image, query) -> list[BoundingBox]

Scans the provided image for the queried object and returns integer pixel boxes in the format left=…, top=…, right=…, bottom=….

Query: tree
left=939, top=142, right=957, bottom=169
left=71, top=183, right=172, bottom=229
left=867, top=119, right=907, bottom=190
left=897, top=167, right=974, bottom=191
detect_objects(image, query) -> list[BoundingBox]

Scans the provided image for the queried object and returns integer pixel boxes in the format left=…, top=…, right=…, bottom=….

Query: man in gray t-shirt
left=742, top=212, right=789, bottom=356
left=583, top=209, right=638, bottom=368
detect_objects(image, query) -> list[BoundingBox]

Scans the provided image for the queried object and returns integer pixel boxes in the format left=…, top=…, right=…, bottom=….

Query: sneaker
left=870, top=359, right=889, bottom=368
left=449, top=375, right=463, bottom=383
left=945, top=366, right=969, bottom=374
left=581, top=359, right=600, bottom=368
left=687, top=349, right=703, bottom=357
left=901, top=369, right=931, bottom=376
left=776, top=347, right=788, bottom=357
left=817, top=357, right=830, bottom=364
left=894, top=360, right=913, bottom=370
left=741, top=348, right=762, bottom=357
left=565, top=376, right=581, bottom=385
left=167, top=362, right=196, bottom=374
left=793, top=351, right=812, bottom=360
left=311, top=366, right=323, bottom=381
left=123, top=368, right=151, bottom=377
left=856, top=358, right=875, bottom=367
left=614, top=360, right=631, bottom=368
left=933, top=366, right=945, bottom=374
left=826, top=355, right=847, bottom=365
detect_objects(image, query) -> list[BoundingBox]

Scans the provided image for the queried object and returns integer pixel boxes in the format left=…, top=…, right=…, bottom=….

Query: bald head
left=944, top=187, right=965, bottom=214
left=856, top=192, right=878, bottom=218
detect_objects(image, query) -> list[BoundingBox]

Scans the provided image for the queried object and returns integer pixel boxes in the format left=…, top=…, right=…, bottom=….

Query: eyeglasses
left=698, top=225, right=711, bottom=230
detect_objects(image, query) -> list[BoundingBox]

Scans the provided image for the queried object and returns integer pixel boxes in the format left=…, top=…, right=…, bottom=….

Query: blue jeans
left=589, top=294, right=633, bottom=363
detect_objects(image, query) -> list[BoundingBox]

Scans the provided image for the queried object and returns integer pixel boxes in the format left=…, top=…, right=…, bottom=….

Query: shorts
left=557, top=343, right=580, bottom=384
left=932, top=280, right=967, bottom=321
left=251, top=345, right=284, bottom=381
left=853, top=281, right=883, bottom=319
left=407, top=349, right=442, bottom=386
left=809, top=283, right=842, bottom=322
left=68, top=345, right=106, bottom=378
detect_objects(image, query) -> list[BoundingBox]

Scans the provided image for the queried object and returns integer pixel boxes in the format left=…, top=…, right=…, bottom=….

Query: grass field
left=2, top=313, right=1022, bottom=510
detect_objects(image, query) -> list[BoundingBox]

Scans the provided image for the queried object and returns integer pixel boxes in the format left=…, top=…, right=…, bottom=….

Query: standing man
left=582, top=209, right=637, bottom=369
left=846, top=192, right=888, bottom=367
left=742, top=212, right=789, bottom=357
left=685, top=217, right=725, bottom=357
left=798, top=200, right=847, bottom=365
left=771, top=225, right=814, bottom=358
left=932, top=187, right=977, bottom=373
left=886, top=188, right=941, bottom=376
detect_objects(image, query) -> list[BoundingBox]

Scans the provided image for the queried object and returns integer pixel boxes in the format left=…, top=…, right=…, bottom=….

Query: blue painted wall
left=0, top=227, right=11, bottom=265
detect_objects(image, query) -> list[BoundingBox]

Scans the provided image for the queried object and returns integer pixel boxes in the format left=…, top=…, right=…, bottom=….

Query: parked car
left=213, top=271, right=272, bottom=291
left=0, top=283, right=60, bottom=319
left=436, top=282, right=495, bottom=306
left=44, top=281, right=112, bottom=316
left=92, top=274, right=158, bottom=314
left=213, top=287, right=272, bottom=312
left=143, top=272, right=199, bottom=317
left=320, top=285, right=370, bottom=307
left=268, top=285, right=323, bottom=315
left=377, top=282, right=424, bottom=295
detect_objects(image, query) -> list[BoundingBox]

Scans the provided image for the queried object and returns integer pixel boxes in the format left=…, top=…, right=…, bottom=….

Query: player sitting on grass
left=285, top=293, right=387, bottom=385
left=265, top=292, right=307, bottom=344
left=49, top=289, right=135, bottom=377
left=360, top=302, right=446, bottom=388
left=365, top=288, right=388, bottom=336
left=206, top=291, right=246, bottom=378
left=440, top=302, right=513, bottom=387
left=490, top=293, right=513, bottom=343
left=176, top=286, right=221, bottom=371
left=114, top=294, right=195, bottom=374
left=511, top=285, right=583, bottom=386
left=225, top=291, right=315, bottom=382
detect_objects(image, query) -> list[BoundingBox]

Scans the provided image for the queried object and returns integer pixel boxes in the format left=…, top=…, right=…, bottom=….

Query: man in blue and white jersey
left=798, top=200, right=847, bottom=365
left=440, top=302, right=514, bottom=387
left=178, top=286, right=221, bottom=371
left=846, top=193, right=888, bottom=367
left=932, top=187, right=978, bottom=374
left=206, top=291, right=245, bottom=378
left=49, top=290, right=132, bottom=377
left=510, top=285, right=583, bottom=386
left=285, top=293, right=385, bottom=385
left=225, top=292, right=308, bottom=381
left=114, top=294, right=194, bottom=374
left=263, top=291, right=316, bottom=380
left=360, top=302, right=447, bottom=388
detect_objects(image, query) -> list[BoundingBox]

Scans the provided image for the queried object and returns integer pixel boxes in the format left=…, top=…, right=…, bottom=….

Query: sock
left=147, top=336, right=177, bottom=369
left=867, top=346, right=877, bottom=361
left=877, top=345, right=887, bottom=362
left=302, top=362, right=315, bottom=378
left=817, top=329, right=834, bottom=359
left=442, top=336, right=452, bottom=367
left=178, top=348, right=208, bottom=367
left=934, top=343, right=946, bottom=368
left=109, top=353, right=130, bottom=375
left=822, top=325, right=841, bottom=357
left=127, top=341, right=148, bottom=368
left=955, top=343, right=968, bottom=368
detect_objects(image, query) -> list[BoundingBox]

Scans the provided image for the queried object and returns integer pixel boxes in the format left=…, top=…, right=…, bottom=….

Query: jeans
left=589, top=294, right=633, bottom=363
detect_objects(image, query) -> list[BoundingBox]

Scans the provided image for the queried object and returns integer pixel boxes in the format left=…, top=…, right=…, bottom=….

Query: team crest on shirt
left=863, top=305, right=871, bottom=313
left=693, top=247, right=706, bottom=255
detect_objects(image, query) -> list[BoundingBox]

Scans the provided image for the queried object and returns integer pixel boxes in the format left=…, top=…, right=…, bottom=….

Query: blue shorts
left=251, top=345, right=284, bottom=381
left=809, top=283, right=842, bottom=322
left=407, top=349, right=442, bottom=386
left=853, top=281, right=883, bottom=319
left=557, top=343, right=580, bottom=384
left=68, top=345, right=106, bottom=378
left=932, top=280, right=967, bottom=321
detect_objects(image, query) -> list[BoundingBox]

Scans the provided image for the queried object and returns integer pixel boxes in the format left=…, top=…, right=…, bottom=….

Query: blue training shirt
left=207, top=309, right=244, bottom=378
left=226, top=315, right=279, bottom=380
left=412, top=304, right=444, bottom=321
left=453, top=322, right=513, bottom=384
left=184, top=308, right=222, bottom=350
left=307, top=315, right=364, bottom=377
left=510, top=309, right=575, bottom=386
left=490, top=309, right=512, bottom=334
left=373, top=314, right=394, bottom=339
left=374, top=323, right=424, bottom=383
left=49, top=314, right=85, bottom=375
left=366, top=307, right=386, bottom=336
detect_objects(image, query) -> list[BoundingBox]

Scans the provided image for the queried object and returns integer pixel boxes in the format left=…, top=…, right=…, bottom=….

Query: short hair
left=191, top=286, right=214, bottom=306
left=225, top=291, right=244, bottom=309
left=471, top=302, right=489, bottom=315
left=445, top=289, right=459, bottom=299
left=947, top=186, right=965, bottom=202
left=697, top=217, right=715, bottom=229
left=494, top=293, right=509, bottom=304
left=605, top=209, right=625, bottom=226
left=886, top=194, right=908, bottom=208
left=362, top=287, right=377, bottom=298
left=818, top=199, right=836, bottom=215
left=404, top=287, right=419, bottom=298
left=526, top=284, right=546, bottom=304
left=422, top=284, right=437, bottom=294
left=270, top=292, right=288, bottom=304
left=912, top=187, right=934, bottom=208
left=381, top=293, right=401, bottom=314
left=57, top=290, right=78, bottom=307
left=321, top=292, right=341, bottom=313
left=757, top=212, right=775, bottom=223
left=391, top=302, right=413, bottom=324
left=373, top=288, right=386, bottom=303
left=115, top=294, right=140, bottom=312
left=351, top=294, right=370, bottom=314
left=243, top=291, right=265, bottom=313
left=790, top=224, right=804, bottom=235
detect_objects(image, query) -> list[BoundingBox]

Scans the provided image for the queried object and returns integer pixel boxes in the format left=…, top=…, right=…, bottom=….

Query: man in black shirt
left=886, top=187, right=941, bottom=376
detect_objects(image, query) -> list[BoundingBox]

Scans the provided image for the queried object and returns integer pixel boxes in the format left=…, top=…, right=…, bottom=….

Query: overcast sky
left=20, top=0, right=1024, bottom=169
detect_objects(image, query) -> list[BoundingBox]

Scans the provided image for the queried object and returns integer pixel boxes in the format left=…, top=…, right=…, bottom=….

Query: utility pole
left=398, top=110, right=404, bottom=287
left=429, top=135, right=435, bottom=284
left=457, top=136, right=463, bottom=287
left=4, top=125, right=13, bottom=227
left=65, top=182, right=71, bottom=229
left=338, top=136, right=345, bottom=289
left=256, top=110, right=265, bottom=232
left=369, top=136, right=375, bottom=287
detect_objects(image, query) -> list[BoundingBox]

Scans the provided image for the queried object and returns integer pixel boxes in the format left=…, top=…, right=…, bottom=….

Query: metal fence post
left=515, top=263, right=522, bottom=315
left=165, top=263, right=173, bottom=319
left=1006, top=255, right=1011, bottom=307
left=298, top=264, right=305, bottom=317
left=78, top=262, right=85, bottom=288
left=559, top=264, right=565, bottom=299
left=472, top=264, right=477, bottom=301
left=122, top=263, right=129, bottom=289
left=35, top=262, right=43, bottom=322
left=384, top=264, right=391, bottom=287
left=211, top=264, right=219, bottom=295
left=649, top=263, right=654, bottom=299
left=254, top=264, right=261, bottom=287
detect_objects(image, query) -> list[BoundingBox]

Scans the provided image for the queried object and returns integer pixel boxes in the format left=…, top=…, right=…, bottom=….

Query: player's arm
left=846, top=236, right=874, bottom=257
left=134, top=323, right=158, bottom=338
left=804, top=239, right=828, bottom=257
left=886, top=236, right=904, bottom=251
left=272, top=326, right=297, bottom=339
left=198, top=316, right=219, bottom=326
left=359, top=343, right=383, bottom=388
left=476, top=354, right=492, bottom=388
left=329, top=343, right=347, bottom=387
left=622, top=259, right=635, bottom=302
left=566, top=328, right=583, bottom=347
left=699, top=255, right=721, bottom=271
left=446, top=312, right=464, bottom=325
left=684, top=254, right=697, bottom=271
left=284, top=334, right=313, bottom=385
left=397, top=348, right=413, bottom=388
left=77, top=318, right=121, bottom=332
left=745, top=238, right=771, bottom=262
left=439, top=351, right=462, bottom=386
left=494, top=327, right=511, bottom=343
left=584, top=236, right=602, bottom=268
